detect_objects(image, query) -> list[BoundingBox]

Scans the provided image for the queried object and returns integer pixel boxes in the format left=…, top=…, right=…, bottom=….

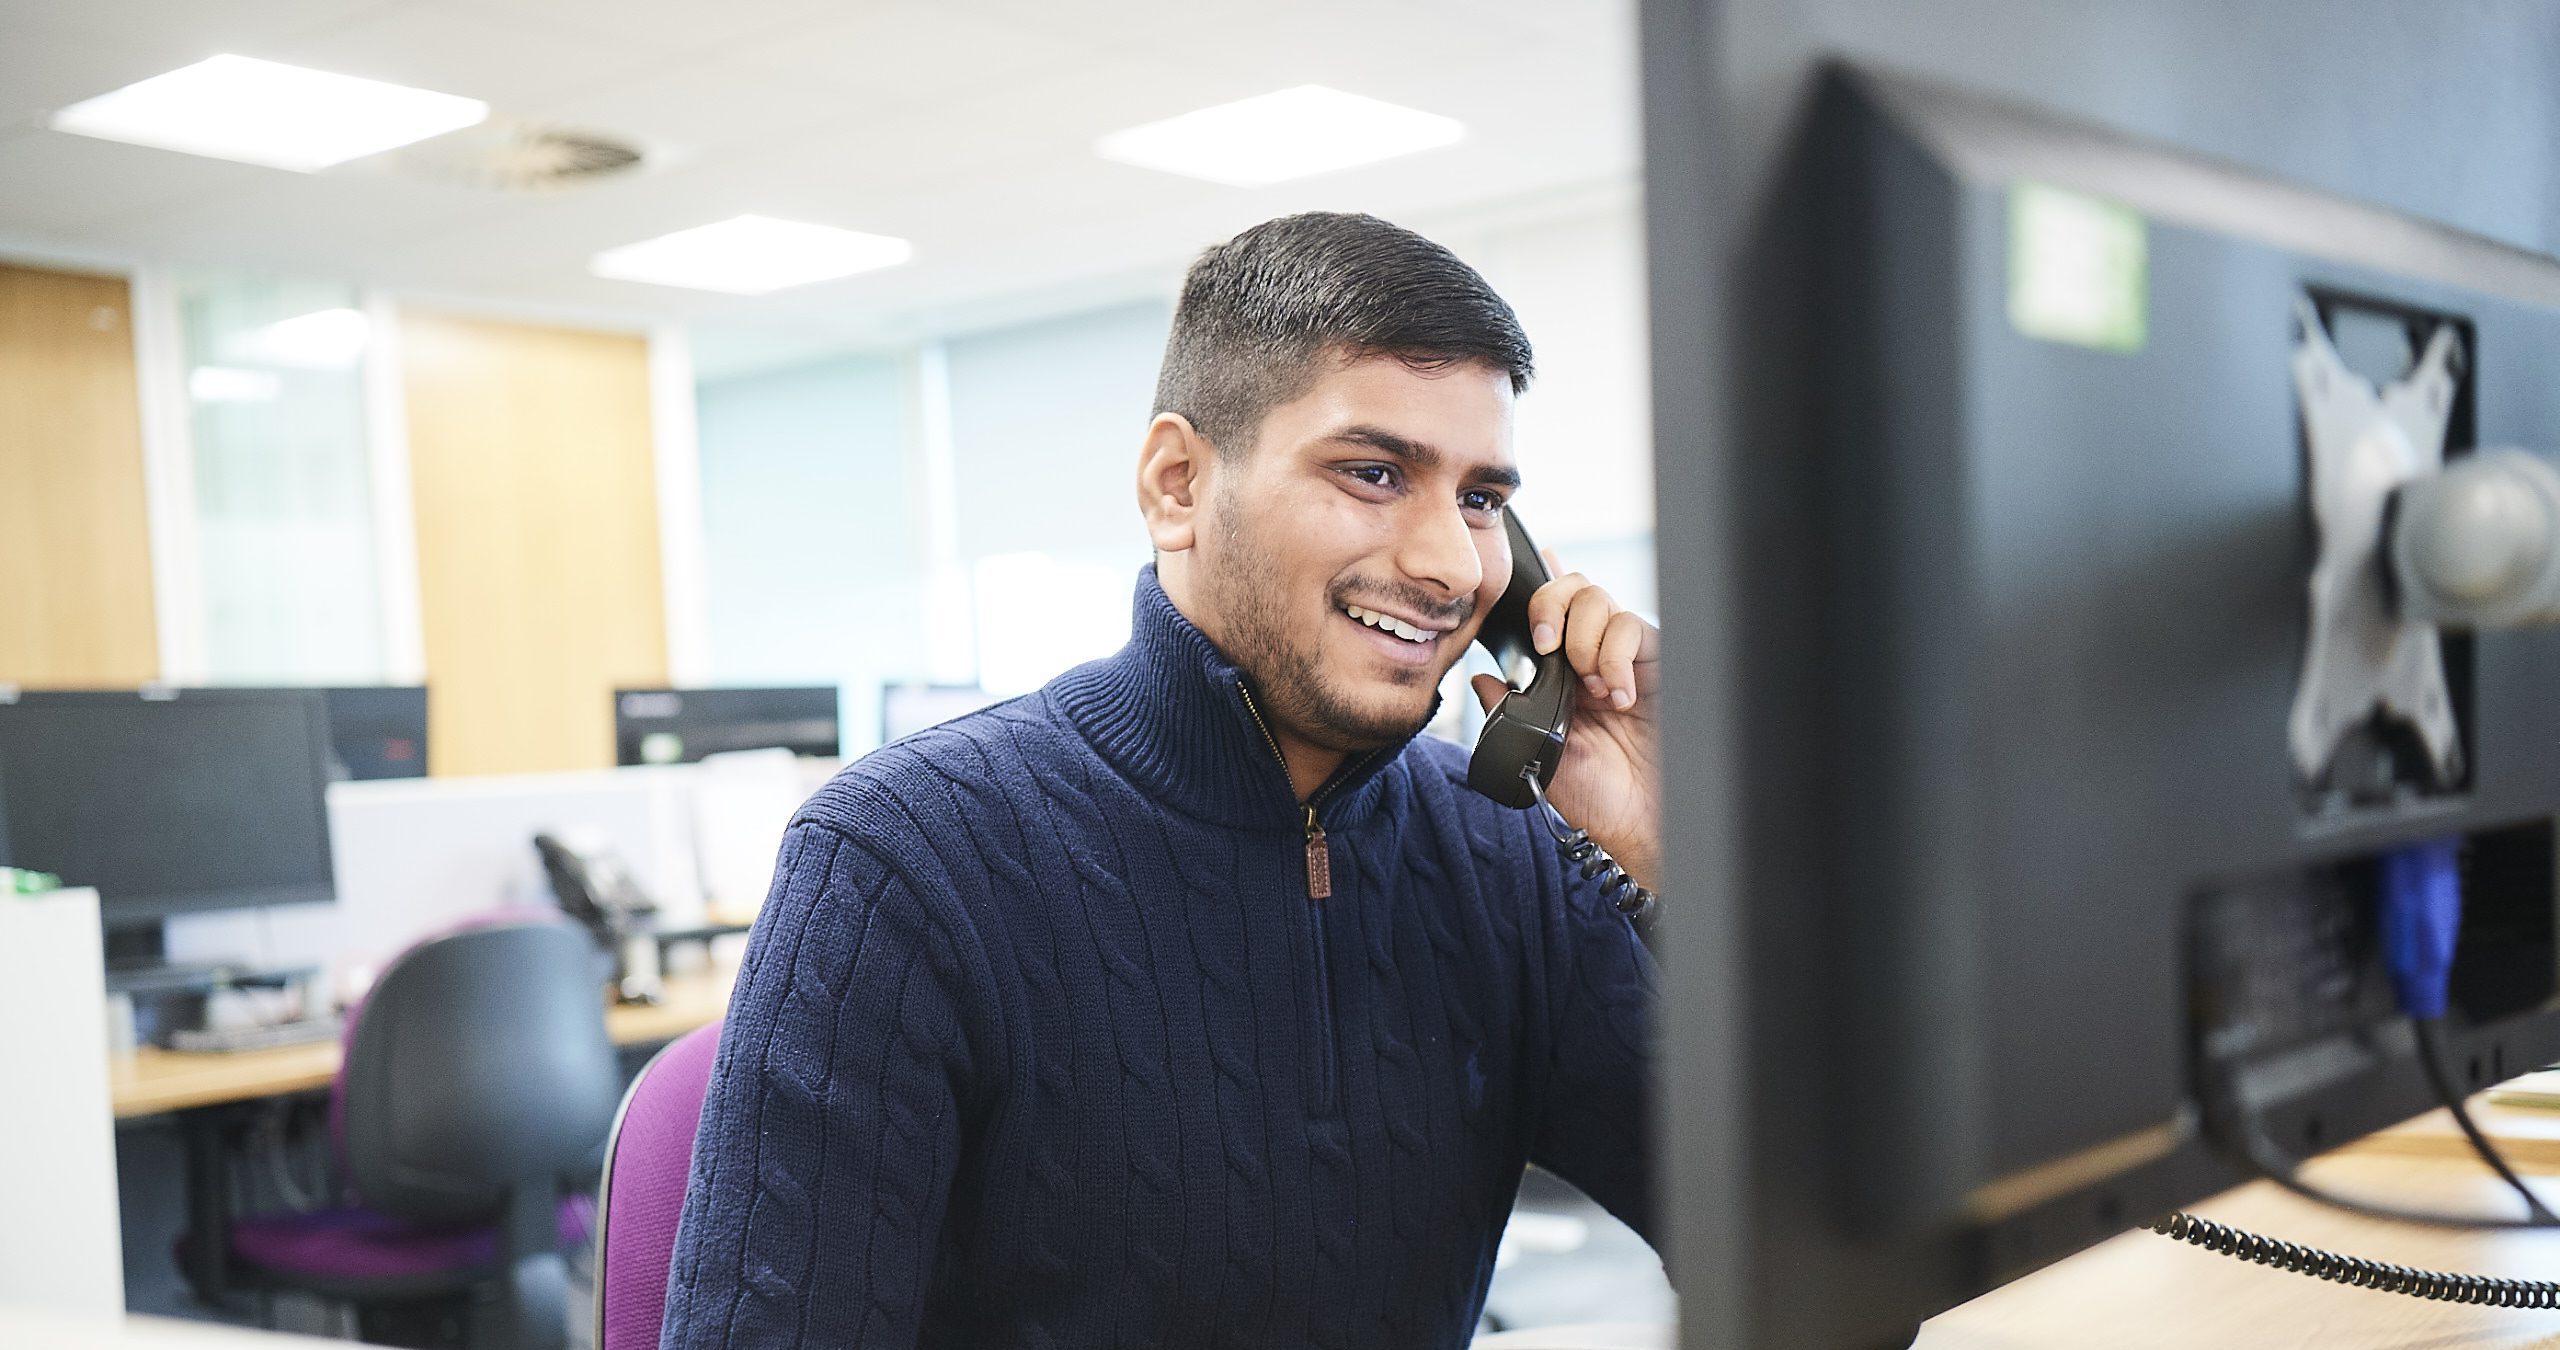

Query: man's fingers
left=1597, top=610, right=1649, bottom=709
left=1563, top=584, right=1616, bottom=695
left=1470, top=672, right=1507, bottom=712
left=1527, top=572, right=1588, bottom=654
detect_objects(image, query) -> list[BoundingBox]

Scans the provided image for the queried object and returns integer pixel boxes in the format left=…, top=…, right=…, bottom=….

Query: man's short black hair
left=1154, top=212, right=1533, bottom=458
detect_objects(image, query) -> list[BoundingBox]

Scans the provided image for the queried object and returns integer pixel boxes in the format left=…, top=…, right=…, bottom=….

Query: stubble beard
left=1200, top=496, right=1438, bottom=755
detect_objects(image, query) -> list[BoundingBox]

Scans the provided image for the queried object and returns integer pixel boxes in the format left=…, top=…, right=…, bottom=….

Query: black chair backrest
left=342, top=920, right=622, bottom=1223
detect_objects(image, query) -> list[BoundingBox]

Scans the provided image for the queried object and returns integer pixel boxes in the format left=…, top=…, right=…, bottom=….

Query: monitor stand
left=99, top=921, right=314, bottom=998
left=102, top=919, right=169, bottom=975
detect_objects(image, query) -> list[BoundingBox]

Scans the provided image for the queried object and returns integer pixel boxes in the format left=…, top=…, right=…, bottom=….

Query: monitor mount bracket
left=2287, top=297, right=2463, bottom=790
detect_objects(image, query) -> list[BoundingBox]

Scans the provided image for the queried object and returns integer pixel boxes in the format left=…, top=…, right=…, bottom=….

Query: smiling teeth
left=1344, top=603, right=1432, bottom=643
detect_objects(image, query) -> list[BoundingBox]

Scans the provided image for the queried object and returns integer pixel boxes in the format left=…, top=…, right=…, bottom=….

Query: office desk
left=116, top=964, right=734, bottom=1312
left=1481, top=1155, right=2560, bottom=1349
left=2343, top=1092, right=2560, bottom=1173
left=111, top=964, right=737, bottom=1119
left=1918, top=1153, right=2560, bottom=1347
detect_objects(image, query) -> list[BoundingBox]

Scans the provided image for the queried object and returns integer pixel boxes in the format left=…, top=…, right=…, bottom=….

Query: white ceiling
left=0, top=0, right=1638, bottom=369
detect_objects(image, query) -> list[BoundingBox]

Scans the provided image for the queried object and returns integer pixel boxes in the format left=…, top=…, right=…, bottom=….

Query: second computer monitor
left=317, top=686, right=429, bottom=780
left=613, top=686, right=842, bottom=765
left=0, top=688, right=338, bottom=929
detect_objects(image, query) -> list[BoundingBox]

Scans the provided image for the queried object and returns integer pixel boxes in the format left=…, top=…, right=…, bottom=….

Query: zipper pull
left=1302, top=803, right=1332, bottom=901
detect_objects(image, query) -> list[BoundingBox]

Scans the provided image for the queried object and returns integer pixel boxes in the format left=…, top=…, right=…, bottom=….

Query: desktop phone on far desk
left=535, top=833, right=666, bottom=1005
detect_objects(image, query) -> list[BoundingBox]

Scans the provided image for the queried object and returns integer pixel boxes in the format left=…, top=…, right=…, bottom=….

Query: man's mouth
left=1342, top=602, right=1439, bottom=644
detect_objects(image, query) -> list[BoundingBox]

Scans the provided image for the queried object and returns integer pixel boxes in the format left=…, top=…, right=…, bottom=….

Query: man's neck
left=1269, top=729, right=1347, bottom=804
left=1156, top=558, right=1352, bottom=803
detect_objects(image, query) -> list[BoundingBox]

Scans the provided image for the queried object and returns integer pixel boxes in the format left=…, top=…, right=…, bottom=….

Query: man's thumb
left=1470, top=672, right=1507, bottom=712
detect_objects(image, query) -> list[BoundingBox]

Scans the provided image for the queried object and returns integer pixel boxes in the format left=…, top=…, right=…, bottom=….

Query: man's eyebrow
left=1331, top=424, right=1523, bottom=490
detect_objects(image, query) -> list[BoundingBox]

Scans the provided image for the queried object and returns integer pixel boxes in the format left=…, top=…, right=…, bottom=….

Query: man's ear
left=1137, top=412, right=1215, bottom=552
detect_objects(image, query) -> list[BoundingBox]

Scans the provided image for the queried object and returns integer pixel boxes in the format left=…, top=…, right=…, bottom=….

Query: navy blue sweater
left=660, top=570, right=1656, bottom=1349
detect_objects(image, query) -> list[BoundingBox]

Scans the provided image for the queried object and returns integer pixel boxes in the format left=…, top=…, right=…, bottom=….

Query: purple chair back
left=594, top=1020, right=723, bottom=1350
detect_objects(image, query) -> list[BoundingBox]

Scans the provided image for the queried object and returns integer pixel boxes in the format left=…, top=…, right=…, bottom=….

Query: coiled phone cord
left=2148, top=1210, right=2560, bottom=1307
left=1522, top=769, right=1659, bottom=935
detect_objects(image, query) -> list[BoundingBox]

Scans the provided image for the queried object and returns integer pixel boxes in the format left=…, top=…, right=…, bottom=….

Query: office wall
left=694, top=271, right=1652, bottom=710
left=1445, top=199, right=1657, bottom=616
left=401, top=310, right=667, bottom=775
left=946, top=301, right=1169, bottom=564
left=0, top=262, right=158, bottom=686
left=945, top=301, right=1171, bottom=693
left=695, top=352, right=922, bottom=747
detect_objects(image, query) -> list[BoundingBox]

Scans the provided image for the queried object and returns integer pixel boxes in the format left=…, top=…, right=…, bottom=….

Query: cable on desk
left=2163, top=839, right=2560, bottom=1295
left=2411, top=1017, right=2560, bottom=1225
left=2150, top=1210, right=2560, bottom=1307
left=2233, top=1101, right=2558, bottom=1230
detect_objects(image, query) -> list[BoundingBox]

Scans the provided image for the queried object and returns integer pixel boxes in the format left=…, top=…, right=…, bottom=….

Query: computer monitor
left=880, top=683, right=999, bottom=743
left=207, top=685, right=430, bottom=780
left=0, top=688, right=337, bottom=939
left=316, top=686, right=429, bottom=780
left=613, top=686, right=841, bottom=766
left=1644, top=65, right=2560, bottom=1347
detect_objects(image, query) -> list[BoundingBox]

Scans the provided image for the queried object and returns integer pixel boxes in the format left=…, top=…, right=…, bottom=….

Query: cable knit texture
left=659, top=569, right=1656, bottom=1349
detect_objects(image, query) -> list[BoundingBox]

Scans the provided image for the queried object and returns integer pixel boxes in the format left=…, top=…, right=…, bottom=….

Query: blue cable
left=2375, top=837, right=2559, bottom=1224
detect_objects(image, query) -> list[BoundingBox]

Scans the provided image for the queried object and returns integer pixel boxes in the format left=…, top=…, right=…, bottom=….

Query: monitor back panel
left=1700, top=67, right=2560, bottom=1342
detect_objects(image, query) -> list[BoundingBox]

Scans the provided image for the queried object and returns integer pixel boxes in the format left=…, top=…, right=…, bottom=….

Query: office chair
left=221, top=918, right=623, bottom=1350
left=592, top=1019, right=722, bottom=1350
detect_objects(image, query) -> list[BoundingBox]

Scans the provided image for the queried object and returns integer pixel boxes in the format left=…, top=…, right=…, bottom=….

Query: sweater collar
left=1049, top=566, right=1425, bottom=832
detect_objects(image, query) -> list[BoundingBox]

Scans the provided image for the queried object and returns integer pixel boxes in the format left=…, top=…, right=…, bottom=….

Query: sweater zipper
left=1238, top=681, right=1377, bottom=1115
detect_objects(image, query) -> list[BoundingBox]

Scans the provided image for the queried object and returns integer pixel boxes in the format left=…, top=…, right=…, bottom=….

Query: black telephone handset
left=1464, top=507, right=1660, bottom=935
left=1466, top=508, right=1577, bottom=809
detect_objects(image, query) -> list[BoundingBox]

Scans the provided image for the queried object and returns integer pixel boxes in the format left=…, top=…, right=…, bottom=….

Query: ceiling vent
left=368, top=117, right=644, bottom=190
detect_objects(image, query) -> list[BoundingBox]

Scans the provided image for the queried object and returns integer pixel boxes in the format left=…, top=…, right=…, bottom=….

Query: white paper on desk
left=691, top=748, right=807, bottom=922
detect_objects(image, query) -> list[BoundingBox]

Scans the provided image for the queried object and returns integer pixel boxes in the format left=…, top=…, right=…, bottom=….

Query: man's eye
left=1345, top=464, right=1399, bottom=489
left=1460, top=489, right=1505, bottom=514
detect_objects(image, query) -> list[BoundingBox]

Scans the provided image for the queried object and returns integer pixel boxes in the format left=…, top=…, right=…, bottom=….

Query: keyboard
left=165, top=1016, right=343, bottom=1054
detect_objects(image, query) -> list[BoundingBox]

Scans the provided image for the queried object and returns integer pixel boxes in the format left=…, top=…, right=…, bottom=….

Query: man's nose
left=1396, top=498, right=1485, bottom=601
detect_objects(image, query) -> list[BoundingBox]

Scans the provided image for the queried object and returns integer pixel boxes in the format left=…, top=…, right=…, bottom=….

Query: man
left=661, top=212, right=1660, bottom=1348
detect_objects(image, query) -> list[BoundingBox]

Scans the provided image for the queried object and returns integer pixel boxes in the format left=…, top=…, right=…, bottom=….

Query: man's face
left=1192, top=353, right=1520, bottom=754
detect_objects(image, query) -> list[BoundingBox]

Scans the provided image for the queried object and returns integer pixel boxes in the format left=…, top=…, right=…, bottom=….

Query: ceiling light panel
left=48, top=55, right=489, bottom=172
left=1094, top=85, right=1465, bottom=187
left=588, top=215, right=914, bottom=295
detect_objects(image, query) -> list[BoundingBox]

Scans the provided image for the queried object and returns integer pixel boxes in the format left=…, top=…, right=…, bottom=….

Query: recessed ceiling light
left=1094, top=85, right=1465, bottom=187
left=589, top=215, right=914, bottom=295
left=49, top=55, right=488, bottom=172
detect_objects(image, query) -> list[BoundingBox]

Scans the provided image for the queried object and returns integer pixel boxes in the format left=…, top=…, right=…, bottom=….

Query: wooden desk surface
left=1475, top=1153, right=2560, bottom=1349
left=2341, top=1072, right=2560, bottom=1173
left=1476, top=1130, right=2560, bottom=1349
left=1919, top=1154, right=2560, bottom=1349
left=109, top=964, right=736, bottom=1119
